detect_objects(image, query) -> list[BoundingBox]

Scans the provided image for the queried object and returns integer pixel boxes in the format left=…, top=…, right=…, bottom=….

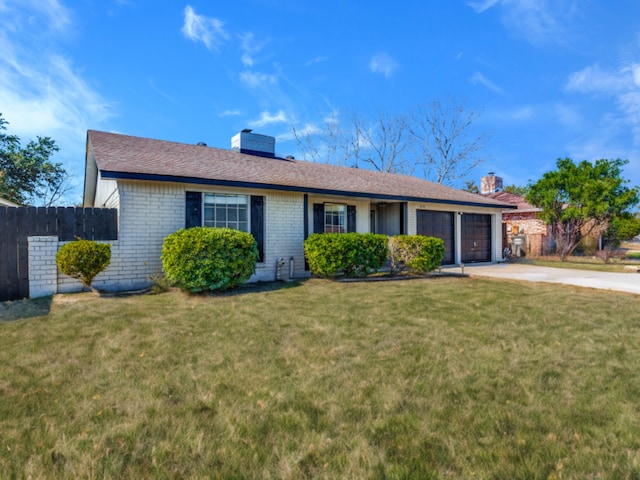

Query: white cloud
left=248, top=110, right=289, bottom=128
left=470, top=71, right=503, bottom=93
left=468, top=0, right=577, bottom=47
left=218, top=109, right=242, bottom=117
left=467, top=0, right=500, bottom=14
left=1, top=0, right=73, bottom=33
left=566, top=64, right=630, bottom=94
left=484, top=105, right=534, bottom=122
left=566, top=62, right=640, bottom=161
left=181, top=5, right=229, bottom=52
left=369, top=53, right=398, bottom=78
left=238, top=32, right=269, bottom=68
left=566, top=63, right=640, bottom=140
left=618, top=91, right=640, bottom=146
left=38, top=0, right=72, bottom=32
left=239, top=71, right=278, bottom=89
left=305, top=56, right=328, bottom=67
left=633, top=64, right=640, bottom=87
left=0, top=1, right=112, bottom=203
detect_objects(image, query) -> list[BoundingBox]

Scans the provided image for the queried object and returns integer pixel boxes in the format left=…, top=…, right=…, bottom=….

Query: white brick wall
left=93, top=180, right=184, bottom=291
left=255, top=191, right=306, bottom=282
left=86, top=180, right=311, bottom=290
left=28, top=236, right=59, bottom=298
left=27, top=185, right=509, bottom=297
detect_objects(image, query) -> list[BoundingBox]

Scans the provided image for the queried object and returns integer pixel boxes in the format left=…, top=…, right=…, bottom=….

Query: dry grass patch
left=1, top=278, right=640, bottom=478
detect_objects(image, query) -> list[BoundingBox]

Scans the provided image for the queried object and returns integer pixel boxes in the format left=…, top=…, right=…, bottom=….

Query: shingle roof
left=484, top=191, right=540, bottom=211
left=87, top=130, right=513, bottom=209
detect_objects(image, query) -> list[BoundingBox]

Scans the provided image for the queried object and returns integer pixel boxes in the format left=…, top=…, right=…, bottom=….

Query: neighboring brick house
left=82, top=130, right=513, bottom=292
left=481, top=174, right=552, bottom=257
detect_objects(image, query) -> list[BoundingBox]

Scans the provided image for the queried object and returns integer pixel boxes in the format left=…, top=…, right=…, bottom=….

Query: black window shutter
left=313, top=203, right=324, bottom=233
left=347, top=205, right=356, bottom=233
left=251, top=196, right=265, bottom=262
left=185, top=191, right=202, bottom=228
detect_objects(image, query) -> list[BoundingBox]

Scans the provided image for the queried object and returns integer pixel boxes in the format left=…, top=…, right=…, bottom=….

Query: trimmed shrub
left=304, top=233, right=388, bottom=278
left=161, top=227, right=258, bottom=292
left=56, top=239, right=111, bottom=290
left=388, top=235, right=445, bottom=275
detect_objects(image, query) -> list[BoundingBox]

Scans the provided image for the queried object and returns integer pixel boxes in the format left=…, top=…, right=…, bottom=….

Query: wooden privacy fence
left=0, top=207, right=118, bottom=302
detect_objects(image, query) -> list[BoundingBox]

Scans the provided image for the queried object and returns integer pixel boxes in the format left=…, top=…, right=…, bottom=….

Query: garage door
left=416, top=210, right=455, bottom=265
left=461, top=213, right=491, bottom=263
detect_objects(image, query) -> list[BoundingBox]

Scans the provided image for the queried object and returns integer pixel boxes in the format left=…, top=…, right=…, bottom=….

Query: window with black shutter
left=313, top=203, right=356, bottom=233
left=184, top=191, right=265, bottom=262
left=250, top=196, right=265, bottom=262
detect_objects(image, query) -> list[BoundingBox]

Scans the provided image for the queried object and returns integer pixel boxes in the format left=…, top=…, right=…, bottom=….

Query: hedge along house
left=83, top=129, right=513, bottom=290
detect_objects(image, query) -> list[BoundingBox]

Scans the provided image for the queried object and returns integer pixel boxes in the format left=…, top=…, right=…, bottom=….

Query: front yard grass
left=1, top=278, right=640, bottom=479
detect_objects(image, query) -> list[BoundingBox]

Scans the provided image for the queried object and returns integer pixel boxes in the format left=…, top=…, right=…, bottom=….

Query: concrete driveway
left=457, top=263, right=640, bottom=295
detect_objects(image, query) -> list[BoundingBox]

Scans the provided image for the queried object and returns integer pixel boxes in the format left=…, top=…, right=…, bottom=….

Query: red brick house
left=481, top=174, right=552, bottom=257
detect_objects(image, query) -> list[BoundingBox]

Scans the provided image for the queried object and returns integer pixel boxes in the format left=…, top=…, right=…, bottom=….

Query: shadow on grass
left=202, top=279, right=307, bottom=297
left=0, top=296, right=52, bottom=322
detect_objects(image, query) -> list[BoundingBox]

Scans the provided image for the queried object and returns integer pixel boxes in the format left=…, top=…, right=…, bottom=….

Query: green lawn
left=521, top=256, right=635, bottom=272
left=1, top=278, right=640, bottom=479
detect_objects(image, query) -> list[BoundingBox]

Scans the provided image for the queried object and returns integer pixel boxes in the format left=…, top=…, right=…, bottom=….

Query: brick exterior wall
left=503, top=211, right=552, bottom=256
left=257, top=191, right=306, bottom=281
left=28, top=178, right=508, bottom=296
left=28, top=236, right=59, bottom=298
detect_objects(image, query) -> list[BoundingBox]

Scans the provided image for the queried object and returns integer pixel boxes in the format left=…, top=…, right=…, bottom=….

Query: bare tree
left=292, top=111, right=362, bottom=168
left=353, top=112, right=412, bottom=174
left=408, top=98, right=489, bottom=186
left=293, top=110, right=412, bottom=173
left=292, top=98, right=489, bottom=183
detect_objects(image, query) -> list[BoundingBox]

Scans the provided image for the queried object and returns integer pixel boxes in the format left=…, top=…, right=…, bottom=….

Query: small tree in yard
left=527, top=158, right=639, bottom=261
left=56, top=240, right=111, bottom=292
left=600, top=213, right=640, bottom=263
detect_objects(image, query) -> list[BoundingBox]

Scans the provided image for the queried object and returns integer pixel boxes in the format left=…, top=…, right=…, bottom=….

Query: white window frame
left=324, top=203, right=347, bottom=233
left=203, top=193, right=249, bottom=232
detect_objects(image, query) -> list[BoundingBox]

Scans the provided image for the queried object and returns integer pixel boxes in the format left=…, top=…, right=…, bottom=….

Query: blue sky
left=1, top=0, right=640, bottom=203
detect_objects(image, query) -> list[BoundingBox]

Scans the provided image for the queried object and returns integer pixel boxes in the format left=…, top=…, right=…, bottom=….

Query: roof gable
left=86, top=130, right=513, bottom=209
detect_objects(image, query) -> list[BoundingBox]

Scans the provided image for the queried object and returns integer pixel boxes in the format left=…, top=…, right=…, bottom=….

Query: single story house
left=82, top=129, right=514, bottom=291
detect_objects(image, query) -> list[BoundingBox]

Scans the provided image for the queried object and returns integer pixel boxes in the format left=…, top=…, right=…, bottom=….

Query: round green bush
left=304, top=233, right=388, bottom=278
left=56, top=239, right=111, bottom=289
left=388, top=235, right=444, bottom=275
left=161, top=227, right=258, bottom=292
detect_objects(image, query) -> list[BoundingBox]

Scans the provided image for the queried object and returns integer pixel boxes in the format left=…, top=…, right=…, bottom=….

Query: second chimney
left=481, top=172, right=503, bottom=194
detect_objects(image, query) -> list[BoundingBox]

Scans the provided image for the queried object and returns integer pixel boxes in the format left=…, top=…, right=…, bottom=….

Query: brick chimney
left=231, top=129, right=276, bottom=158
left=481, top=172, right=503, bottom=194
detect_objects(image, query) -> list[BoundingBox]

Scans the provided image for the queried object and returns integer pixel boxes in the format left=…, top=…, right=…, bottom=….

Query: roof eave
left=99, top=170, right=516, bottom=210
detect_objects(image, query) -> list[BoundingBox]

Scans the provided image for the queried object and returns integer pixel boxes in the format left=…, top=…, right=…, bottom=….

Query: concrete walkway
left=454, top=263, right=640, bottom=295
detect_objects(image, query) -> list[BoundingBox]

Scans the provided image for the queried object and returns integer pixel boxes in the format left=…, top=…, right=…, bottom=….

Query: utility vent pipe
left=276, top=258, right=286, bottom=281
left=289, top=257, right=295, bottom=280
